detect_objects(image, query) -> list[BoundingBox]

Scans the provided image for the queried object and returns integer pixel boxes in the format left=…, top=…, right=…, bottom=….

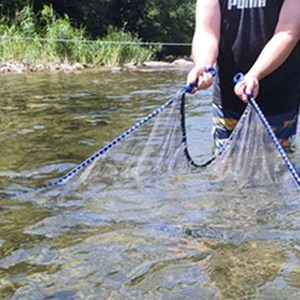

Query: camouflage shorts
left=212, top=103, right=299, bottom=153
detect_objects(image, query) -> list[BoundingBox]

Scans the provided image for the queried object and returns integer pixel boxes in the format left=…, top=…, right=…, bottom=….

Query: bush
left=0, top=5, right=159, bottom=66
left=93, top=27, right=159, bottom=66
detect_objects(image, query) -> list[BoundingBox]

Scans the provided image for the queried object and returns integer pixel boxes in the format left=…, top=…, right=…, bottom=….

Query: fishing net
left=12, top=87, right=300, bottom=203
left=208, top=103, right=300, bottom=190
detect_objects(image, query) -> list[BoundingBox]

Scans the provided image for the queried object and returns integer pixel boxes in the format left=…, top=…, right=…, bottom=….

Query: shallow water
left=0, top=68, right=300, bottom=299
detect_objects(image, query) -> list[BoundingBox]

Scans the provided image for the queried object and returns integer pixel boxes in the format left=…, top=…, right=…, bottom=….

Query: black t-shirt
left=213, top=0, right=300, bottom=115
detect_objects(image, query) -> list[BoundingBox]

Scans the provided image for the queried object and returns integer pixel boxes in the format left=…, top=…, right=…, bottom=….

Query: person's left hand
left=234, top=74, right=260, bottom=103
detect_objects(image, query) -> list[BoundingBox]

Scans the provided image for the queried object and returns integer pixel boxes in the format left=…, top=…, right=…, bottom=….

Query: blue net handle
left=184, top=67, right=216, bottom=93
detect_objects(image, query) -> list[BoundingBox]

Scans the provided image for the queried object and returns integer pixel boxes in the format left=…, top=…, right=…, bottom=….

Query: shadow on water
left=0, top=69, right=300, bottom=299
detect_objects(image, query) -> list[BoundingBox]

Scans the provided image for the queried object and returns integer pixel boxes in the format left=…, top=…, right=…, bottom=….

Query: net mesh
left=14, top=88, right=299, bottom=202
left=208, top=104, right=300, bottom=190
left=69, top=90, right=192, bottom=190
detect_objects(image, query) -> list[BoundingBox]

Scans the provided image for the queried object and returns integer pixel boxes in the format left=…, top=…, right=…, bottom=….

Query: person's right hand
left=187, top=66, right=214, bottom=94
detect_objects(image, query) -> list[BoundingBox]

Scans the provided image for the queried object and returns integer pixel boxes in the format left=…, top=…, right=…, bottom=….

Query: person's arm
left=235, top=0, right=300, bottom=102
left=187, top=0, right=221, bottom=92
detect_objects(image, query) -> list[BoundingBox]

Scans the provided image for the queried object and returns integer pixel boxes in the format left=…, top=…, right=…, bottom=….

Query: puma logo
left=227, top=0, right=267, bottom=10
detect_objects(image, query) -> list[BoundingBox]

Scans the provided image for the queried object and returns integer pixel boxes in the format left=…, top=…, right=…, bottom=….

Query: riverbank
left=0, top=58, right=193, bottom=74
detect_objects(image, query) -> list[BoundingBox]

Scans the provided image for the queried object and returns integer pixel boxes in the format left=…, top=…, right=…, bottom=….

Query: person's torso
left=213, top=0, right=300, bottom=115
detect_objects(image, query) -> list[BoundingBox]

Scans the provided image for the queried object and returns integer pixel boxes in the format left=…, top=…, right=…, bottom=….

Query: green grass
left=0, top=5, right=158, bottom=66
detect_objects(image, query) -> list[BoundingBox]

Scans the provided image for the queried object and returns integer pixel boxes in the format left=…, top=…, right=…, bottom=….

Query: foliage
left=0, top=0, right=29, bottom=18
left=112, top=0, right=195, bottom=45
left=0, top=5, right=157, bottom=65
left=34, top=0, right=195, bottom=55
left=142, top=0, right=195, bottom=55
left=39, top=5, right=88, bottom=63
left=0, top=5, right=41, bottom=63
left=0, top=0, right=196, bottom=60
left=93, top=27, right=158, bottom=66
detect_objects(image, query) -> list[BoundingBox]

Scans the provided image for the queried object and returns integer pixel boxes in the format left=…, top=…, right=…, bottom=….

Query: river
left=0, top=68, right=300, bottom=299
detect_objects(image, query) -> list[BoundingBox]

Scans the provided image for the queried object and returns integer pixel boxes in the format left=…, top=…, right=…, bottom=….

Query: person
left=187, top=0, right=300, bottom=153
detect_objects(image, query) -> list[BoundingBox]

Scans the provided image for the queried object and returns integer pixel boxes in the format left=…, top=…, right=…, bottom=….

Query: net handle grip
left=184, top=67, right=216, bottom=93
left=233, top=72, right=253, bottom=102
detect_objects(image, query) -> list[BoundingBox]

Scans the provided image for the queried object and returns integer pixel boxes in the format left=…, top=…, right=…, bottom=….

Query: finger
left=234, top=82, right=244, bottom=97
left=189, top=87, right=198, bottom=94
left=245, top=81, right=259, bottom=98
left=234, top=82, right=249, bottom=103
left=199, top=74, right=214, bottom=90
left=245, top=81, right=255, bottom=96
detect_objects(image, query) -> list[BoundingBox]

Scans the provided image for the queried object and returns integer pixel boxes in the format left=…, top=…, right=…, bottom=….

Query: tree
left=111, top=0, right=195, bottom=55
left=0, top=0, right=30, bottom=17
left=1, top=0, right=195, bottom=55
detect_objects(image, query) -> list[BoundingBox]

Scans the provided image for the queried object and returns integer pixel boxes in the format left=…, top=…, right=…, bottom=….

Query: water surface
left=0, top=68, right=300, bottom=299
